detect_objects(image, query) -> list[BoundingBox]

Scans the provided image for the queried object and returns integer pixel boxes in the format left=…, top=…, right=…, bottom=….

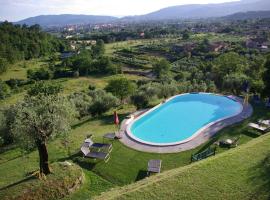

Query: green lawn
left=0, top=103, right=269, bottom=199
left=96, top=133, right=270, bottom=200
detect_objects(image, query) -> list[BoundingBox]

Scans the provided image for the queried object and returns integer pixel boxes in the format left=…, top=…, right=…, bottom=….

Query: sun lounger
left=248, top=123, right=270, bottom=132
left=219, top=136, right=241, bottom=148
left=81, top=144, right=110, bottom=162
left=147, top=160, right=162, bottom=175
left=258, top=120, right=270, bottom=126
left=84, top=138, right=112, bottom=152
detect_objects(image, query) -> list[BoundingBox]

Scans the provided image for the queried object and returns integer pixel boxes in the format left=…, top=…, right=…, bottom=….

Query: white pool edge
left=126, top=92, right=244, bottom=146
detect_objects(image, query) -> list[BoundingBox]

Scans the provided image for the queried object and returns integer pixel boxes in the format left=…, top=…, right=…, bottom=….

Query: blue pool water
left=129, top=93, right=242, bottom=145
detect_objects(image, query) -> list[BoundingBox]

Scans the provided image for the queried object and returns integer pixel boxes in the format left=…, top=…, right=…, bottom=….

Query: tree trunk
left=36, top=140, right=51, bottom=175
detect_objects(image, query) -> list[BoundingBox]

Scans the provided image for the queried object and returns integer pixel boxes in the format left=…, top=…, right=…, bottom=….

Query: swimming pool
left=127, top=93, right=243, bottom=146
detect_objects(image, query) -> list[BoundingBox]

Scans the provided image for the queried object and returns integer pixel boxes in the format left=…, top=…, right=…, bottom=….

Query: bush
left=131, top=93, right=149, bottom=109
left=89, top=89, right=119, bottom=116
left=5, top=78, right=28, bottom=89
left=139, top=83, right=161, bottom=100
left=0, top=58, right=8, bottom=74
left=0, top=107, right=15, bottom=145
left=158, top=84, right=178, bottom=99
left=152, top=59, right=171, bottom=79
left=28, top=81, right=63, bottom=96
left=68, top=92, right=92, bottom=118
left=0, top=79, right=10, bottom=99
left=27, top=68, right=52, bottom=81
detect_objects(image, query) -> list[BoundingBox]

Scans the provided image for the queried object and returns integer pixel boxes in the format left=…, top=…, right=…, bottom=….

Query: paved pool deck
left=119, top=96, right=253, bottom=153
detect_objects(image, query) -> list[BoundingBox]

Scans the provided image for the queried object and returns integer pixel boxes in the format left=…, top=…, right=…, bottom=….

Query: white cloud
left=0, top=0, right=240, bottom=21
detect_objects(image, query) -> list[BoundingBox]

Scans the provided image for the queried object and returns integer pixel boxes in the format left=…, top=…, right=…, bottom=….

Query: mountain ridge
left=15, top=0, right=270, bottom=27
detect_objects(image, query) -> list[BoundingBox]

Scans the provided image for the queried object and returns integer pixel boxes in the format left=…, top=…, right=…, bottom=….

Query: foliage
left=68, top=92, right=92, bottom=118
left=27, top=81, right=63, bottom=96
left=105, top=76, right=136, bottom=101
left=131, top=93, right=149, bottom=109
left=65, top=50, right=119, bottom=76
left=263, top=55, right=270, bottom=97
left=158, top=83, right=178, bottom=98
left=223, top=73, right=249, bottom=95
left=88, top=89, right=119, bottom=116
left=92, top=39, right=105, bottom=58
left=10, top=94, right=76, bottom=174
left=152, top=59, right=171, bottom=79
left=0, top=79, right=10, bottom=99
left=27, top=68, right=52, bottom=81
left=0, top=22, right=65, bottom=64
left=182, top=30, right=191, bottom=40
left=0, top=58, right=8, bottom=74
left=212, top=52, right=248, bottom=88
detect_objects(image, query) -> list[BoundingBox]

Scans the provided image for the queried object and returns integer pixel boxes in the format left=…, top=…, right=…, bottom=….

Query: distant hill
left=122, top=0, right=270, bottom=21
left=223, top=10, right=270, bottom=20
left=14, top=0, right=270, bottom=27
left=16, top=14, right=118, bottom=27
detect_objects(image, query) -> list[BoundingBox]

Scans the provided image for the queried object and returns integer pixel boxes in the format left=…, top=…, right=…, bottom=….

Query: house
left=245, top=37, right=269, bottom=50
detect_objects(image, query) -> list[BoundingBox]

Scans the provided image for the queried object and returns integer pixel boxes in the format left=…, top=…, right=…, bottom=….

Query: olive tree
left=105, top=76, right=136, bottom=101
left=10, top=94, right=76, bottom=175
left=89, top=89, right=119, bottom=116
left=152, top=59, right=171, bottom=79
left=68, top=92, right=92, bottom=118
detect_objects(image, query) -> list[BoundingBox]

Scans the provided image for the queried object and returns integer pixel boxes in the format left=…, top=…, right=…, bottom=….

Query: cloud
left=0, top=0, right=240, bottom=21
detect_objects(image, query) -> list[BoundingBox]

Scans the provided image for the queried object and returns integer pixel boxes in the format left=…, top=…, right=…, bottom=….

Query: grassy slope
left=96, top=133, right=270, bottom=200
left=0, top=162, right=83, bottom=200
left=1, top=105, right=268, bottom=199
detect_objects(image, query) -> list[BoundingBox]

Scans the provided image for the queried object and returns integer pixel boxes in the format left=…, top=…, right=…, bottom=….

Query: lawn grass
left=95, top=133, right=270, bottom=200
left=0, top=103, right=269, bottom=199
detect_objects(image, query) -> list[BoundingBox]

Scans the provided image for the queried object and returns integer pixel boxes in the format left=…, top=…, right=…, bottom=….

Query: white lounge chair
left=258, top=120, right=270, bottom=126
left=248, top=123, right=270, bottom=133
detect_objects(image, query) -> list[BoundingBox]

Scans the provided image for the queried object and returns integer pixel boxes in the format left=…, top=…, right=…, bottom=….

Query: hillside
left=96, top=133, right=270, bottom=200
left=16, top=14, right=118, bottom=27
left=14, top=0, right=270, bottom=26
left=223, top=10, right=270, bottom=20
left=122, top=0, right=270, bottom=21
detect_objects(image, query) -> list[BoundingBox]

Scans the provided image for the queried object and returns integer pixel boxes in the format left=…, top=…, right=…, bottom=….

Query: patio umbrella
left=114, top=111, right=119, bottom=126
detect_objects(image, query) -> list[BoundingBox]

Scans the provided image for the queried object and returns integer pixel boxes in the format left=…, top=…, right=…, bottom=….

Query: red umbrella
left=114, top=111, right=119, bottom=125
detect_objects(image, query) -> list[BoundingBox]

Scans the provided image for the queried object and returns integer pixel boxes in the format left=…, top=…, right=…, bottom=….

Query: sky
left=0, top=0, right=241, bottom=22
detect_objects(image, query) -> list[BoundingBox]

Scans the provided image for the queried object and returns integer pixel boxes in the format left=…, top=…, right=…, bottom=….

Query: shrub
left=158, top=84, right=178, bottom=99
left=0, top=58, right=8, bottom=74
left=27, top=68, right=52, bottom=81
left=0, top=79, right=10, bottom=99
left=68, top=92, right=92, bottom=118
left=28, top=81, right=63, bottom=96
left=89, top=89, right=119, bottom=116
left=131, top=93, right=149, bottom=109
